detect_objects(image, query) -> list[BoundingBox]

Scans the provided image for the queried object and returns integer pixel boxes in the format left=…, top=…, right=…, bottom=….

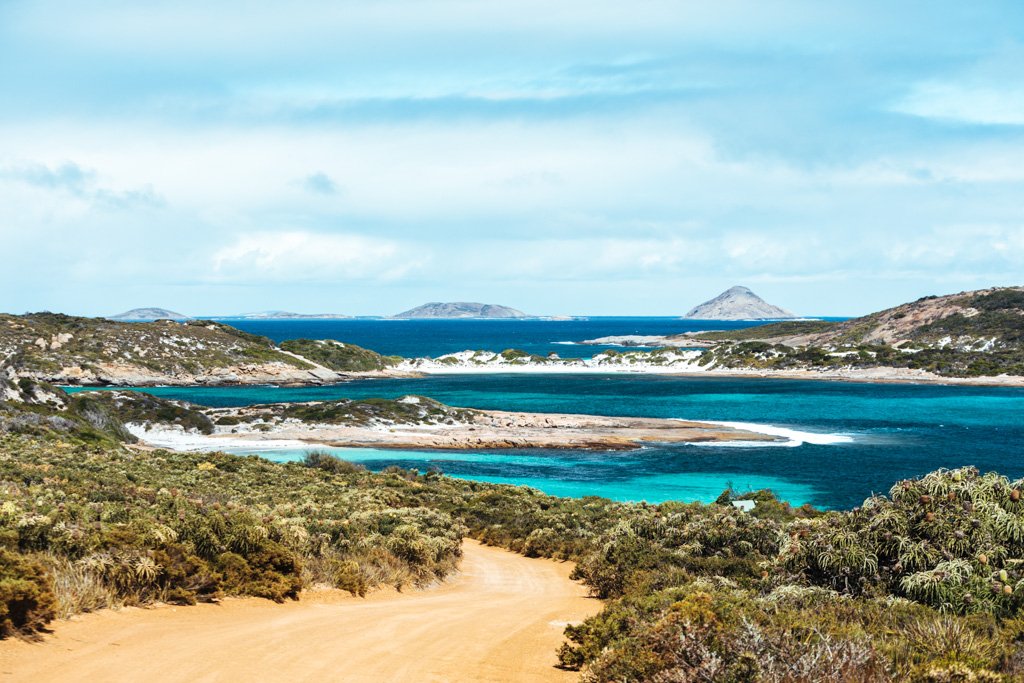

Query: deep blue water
left=215, top=317, right=844, bottom=358
left=68, top=374, right=1024, bottom=510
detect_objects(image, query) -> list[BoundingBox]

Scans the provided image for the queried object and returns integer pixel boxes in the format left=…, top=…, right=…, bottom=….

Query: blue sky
left=2, top=1, right=1023, bottom=316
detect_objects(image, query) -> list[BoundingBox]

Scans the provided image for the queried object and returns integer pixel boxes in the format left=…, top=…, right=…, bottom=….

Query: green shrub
left=302, top=450, right=366, bottom=475
left=0, top=548, right=57, bottom=636
left=280, top=339, right=400, bottom=372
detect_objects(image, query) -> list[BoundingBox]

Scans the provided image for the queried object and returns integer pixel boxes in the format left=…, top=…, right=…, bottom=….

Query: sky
left=2, top=1, right=1024, bottom=317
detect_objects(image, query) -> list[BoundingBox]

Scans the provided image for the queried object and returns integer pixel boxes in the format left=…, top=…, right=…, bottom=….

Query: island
left=392, top=302, right=529, bottom=319
left=107, top=307, right=191, bottom=321
left=683, top=285, right=797, bottom=320
left=220, top=311, right=353, bottom=320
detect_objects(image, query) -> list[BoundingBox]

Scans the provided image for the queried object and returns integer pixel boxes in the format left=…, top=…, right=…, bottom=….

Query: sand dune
left=0, top=540, right=599, bottom=682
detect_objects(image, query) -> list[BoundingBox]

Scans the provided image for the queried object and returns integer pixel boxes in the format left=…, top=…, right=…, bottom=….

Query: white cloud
left=210, top=231, right=425, bottom=282
left=895, top=83, right=1024, bottom=126
left=0, top=160, right=163, bottom=208
left=301, top=172, right=339, bottom=195
left=891, top=43, right=1024, bottom=125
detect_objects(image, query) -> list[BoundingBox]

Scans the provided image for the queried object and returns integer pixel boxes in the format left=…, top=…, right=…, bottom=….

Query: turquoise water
left=69, top=374, right=1024, bottom=509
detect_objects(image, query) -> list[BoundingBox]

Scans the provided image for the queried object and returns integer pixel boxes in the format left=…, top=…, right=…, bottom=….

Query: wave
left=683, top=420, right=855, bottom=448
left=552, top=341, right=578, bottom=345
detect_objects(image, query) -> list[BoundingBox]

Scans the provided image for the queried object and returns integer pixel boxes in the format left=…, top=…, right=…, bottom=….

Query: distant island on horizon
left=218, top=311, right=354, bottom=320
left=683, top=286, right=798, bottom=321
left=392, top=302, right=529, bottom=319
left=95, top=291, right=857, bottom=321
left=108, top=307, right=191, bottom=322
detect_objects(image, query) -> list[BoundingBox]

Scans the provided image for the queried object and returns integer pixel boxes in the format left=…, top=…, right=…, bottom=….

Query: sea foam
left=685, top=420, right=854, bottom=447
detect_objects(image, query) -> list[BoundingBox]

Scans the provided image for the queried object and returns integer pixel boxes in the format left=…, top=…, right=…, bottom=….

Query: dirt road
left=0, top=540, right=599, bottom=682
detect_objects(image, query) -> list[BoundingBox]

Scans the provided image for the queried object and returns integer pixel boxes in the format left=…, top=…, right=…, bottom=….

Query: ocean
left=66, top=318, right=1024, bottom=509
left=215, top=316, right=844, bottom=358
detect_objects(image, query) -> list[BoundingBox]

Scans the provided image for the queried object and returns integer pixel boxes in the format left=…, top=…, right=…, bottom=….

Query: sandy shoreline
left=132, top=407, right=779, bottom=452
left=397, top=362, right=1024, bottom=387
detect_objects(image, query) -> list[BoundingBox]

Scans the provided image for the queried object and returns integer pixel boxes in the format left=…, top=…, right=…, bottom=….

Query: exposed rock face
left=684, top=286, right=796, bottom=320
left=108, top=308, right=191, bottom=321
left=393, top=302, right=528, bottom=319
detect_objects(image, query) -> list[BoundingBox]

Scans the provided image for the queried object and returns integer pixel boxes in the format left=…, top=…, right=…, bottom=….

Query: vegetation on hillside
left=682, top=320, right=837, bottom=342
left=824, top=289, right=1024, bottom=349
left=279, top=338, right=402, bottom=372
left=0, top=313, right=312, bottom=382
left=690, top=288, right=1024, bottom=378
left=281, top=396, right=476, bottom=427
left=699, top=341, right=1024, bottom=378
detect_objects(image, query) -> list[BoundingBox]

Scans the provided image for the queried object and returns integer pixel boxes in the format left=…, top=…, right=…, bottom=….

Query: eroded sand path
left=0, top=540, right=599, bottom=682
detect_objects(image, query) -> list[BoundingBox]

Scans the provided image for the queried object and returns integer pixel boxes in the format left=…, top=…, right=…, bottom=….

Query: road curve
left=0, top=540, right=600, bottom=682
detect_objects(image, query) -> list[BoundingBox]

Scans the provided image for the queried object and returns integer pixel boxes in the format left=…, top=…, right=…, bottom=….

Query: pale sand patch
left=0, top=540, right=600, bottom=683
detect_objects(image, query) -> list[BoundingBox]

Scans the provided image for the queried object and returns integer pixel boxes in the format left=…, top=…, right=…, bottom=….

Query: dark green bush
left=0, top=548, right=57, bottom=636
left=302, top=450, right=366, bottom=475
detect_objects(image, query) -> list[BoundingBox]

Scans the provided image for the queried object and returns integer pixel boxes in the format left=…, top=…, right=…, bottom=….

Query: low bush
left=302, top=450, right=366, bottom=474
left=0, top=548, right=57, bottom=637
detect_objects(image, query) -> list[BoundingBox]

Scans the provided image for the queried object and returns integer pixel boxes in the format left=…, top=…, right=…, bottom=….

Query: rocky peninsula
left=117, top=392, right=777, bottom=451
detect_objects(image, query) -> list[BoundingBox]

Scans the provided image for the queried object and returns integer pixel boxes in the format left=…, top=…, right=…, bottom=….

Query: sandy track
left=0, top=540, right=599, bottom=682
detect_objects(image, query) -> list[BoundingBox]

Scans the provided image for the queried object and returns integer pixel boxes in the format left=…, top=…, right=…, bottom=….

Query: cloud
left=0, top=160, right=164, bottom=208
left=1, top=1, right=1024, bottom=315
left=301, top=171, right=339, bottom=195
left=209, top=231, right=425, bottom=282
left=0, top=162, right=94, bottom=191
left=891, top=43, right=1024, bottom=125
left=894, top=84, right=1024, bottom=126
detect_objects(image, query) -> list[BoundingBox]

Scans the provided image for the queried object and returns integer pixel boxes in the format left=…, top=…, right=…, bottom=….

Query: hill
left=278, top=339, right=401, bottom=372
left=0, top=313, right=348, bottom=386
left=107, top=308, right=190, bottom=321
left=393, top=302, right=528, bottom=319
left=802, top=286, right=1024, bottom=349
left=684, top=286, right=797, bottom=320
left=690, top=286, right=1024, bottom=378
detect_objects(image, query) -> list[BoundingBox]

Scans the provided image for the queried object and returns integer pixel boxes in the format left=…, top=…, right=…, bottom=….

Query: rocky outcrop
left=684, top=286, right=796, bottom=320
